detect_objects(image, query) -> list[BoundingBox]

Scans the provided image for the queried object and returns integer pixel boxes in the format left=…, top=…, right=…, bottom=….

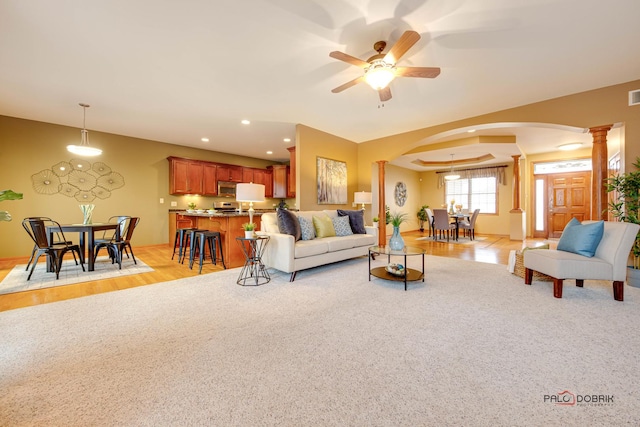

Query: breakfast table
left=48, top=223, right=119, bottom=272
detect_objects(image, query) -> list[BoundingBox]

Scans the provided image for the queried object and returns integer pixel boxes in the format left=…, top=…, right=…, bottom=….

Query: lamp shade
left=236, top=183, right=265, bottom=202
left=354, top=191, right=372, bottom=204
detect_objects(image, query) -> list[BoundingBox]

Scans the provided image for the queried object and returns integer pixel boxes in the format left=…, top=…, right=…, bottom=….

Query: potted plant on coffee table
left=606, top=157, right=640, bottom=287
left=389, top=211, right=408, bottom=250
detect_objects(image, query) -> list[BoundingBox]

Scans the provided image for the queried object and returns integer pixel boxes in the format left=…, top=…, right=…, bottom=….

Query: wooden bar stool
left=188, top=230, right=226, bottom=273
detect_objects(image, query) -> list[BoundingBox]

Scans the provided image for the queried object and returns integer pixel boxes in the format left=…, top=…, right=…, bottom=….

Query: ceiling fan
left=329, top=30, right=441, bottom=102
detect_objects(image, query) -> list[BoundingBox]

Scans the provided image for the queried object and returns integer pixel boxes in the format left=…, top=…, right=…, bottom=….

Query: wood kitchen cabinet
left=202, top=163, right=217, bottom=196
left=270, top=164, right=288, bottom=199
left=169, top=156, right=275, bottom=196
left=168, top=156, right=203, bottom=194
left=287, top=146, right=296, bottom=197
left=217, top=165, right=243, bottom=182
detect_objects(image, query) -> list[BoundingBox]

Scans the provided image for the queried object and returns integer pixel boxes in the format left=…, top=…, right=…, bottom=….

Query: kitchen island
left=169, top=210, right=270, bottom=269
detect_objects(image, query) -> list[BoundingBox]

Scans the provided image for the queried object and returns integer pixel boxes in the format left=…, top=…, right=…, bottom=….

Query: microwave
left=218, top=181, right=237, bottom=198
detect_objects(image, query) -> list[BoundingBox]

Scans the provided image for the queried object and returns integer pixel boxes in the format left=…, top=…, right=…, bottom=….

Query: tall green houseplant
left=606, top=157, right=640, bottom=268
left=0, top=189, right=23, bottom=222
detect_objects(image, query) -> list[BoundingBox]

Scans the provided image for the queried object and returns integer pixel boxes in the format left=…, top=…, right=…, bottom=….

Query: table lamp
left=354, top=191, right=372, bottom=210
left=236, top=182, right=266, bottom=226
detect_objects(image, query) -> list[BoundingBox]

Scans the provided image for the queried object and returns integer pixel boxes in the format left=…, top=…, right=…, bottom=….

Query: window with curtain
left=445, top=177, right=498, bottom=214
left=438, top=165, right=505, bottom=214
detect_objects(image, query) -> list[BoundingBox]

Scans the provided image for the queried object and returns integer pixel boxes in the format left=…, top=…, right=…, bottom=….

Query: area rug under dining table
left=0, top=256, right=154, bottom=295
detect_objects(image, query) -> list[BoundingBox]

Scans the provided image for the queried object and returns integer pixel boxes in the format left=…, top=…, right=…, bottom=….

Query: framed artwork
left=317, top=156, right=347, bottom=204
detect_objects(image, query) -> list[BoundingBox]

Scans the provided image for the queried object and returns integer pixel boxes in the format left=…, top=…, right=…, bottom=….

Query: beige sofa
left=259, top=210, right=377, bottom=281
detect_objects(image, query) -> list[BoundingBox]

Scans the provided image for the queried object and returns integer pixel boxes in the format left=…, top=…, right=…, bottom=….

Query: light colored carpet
left=0, top=256, right=153, bottom=295
left=1, top=255, right=639, bottom=426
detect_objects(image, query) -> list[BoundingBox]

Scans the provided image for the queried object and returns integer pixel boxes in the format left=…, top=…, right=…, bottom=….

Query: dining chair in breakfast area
left=24, top=216, right=77, bottom=271
left=459, top=209, right=480, bottom=240
left=22, top=217, right=85, bottom=280
left=94, top=217, right=140, bottom=269
left=432, top=208, right=457, bottom=241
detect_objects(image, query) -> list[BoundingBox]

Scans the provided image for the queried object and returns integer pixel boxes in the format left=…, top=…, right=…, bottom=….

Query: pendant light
left=444, top=154, right=460, bottom=181
left=67, top=103, right=102, bottom=156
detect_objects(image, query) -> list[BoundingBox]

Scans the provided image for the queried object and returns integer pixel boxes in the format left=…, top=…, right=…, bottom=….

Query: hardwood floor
left=0, top=232, right=542, bottom=313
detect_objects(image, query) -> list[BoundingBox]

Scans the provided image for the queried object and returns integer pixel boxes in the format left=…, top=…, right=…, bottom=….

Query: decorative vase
left=80, top=204, right=95, bottom=225
left=389, top=226, right=405, bottom=250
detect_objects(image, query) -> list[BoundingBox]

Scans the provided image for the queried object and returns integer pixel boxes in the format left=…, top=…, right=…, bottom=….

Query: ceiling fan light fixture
left=66, top=103, right=102, bottom=157
left=364, top=61, right=395, bottom=90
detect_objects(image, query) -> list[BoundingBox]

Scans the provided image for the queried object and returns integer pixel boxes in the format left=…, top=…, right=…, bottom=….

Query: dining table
left=449, top=213, right=470, bottom=240
left=47, top=222, right=119, bottom=272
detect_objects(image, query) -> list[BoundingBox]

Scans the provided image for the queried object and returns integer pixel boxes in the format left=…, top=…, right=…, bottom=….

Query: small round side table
left=236, top=236, right=271, bottom=286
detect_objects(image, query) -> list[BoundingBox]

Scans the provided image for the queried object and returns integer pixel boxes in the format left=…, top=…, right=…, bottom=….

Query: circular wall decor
left=394, top=181, right=407, bottom=206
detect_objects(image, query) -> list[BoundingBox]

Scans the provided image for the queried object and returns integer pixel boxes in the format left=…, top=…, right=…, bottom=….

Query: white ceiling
left=1, top=0, right=638, bottom=166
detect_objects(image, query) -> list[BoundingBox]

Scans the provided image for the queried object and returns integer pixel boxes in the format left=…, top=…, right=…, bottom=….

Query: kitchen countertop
left=170, top=210, right=273, bottom=217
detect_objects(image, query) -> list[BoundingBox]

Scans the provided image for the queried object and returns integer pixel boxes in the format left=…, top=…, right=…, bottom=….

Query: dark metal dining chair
left=22, top=217, right=85, bottom=280
left=94, top=217, right=140, bottom=269
left=24, top=216, right=78, bottom=271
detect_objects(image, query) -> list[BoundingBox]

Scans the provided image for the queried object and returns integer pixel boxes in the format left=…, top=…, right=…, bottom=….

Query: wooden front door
left=547, top=171, right=591, bottom=238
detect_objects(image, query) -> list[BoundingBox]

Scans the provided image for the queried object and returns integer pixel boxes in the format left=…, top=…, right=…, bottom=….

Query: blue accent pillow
left=557, top=218, right=604, bottom=257
left=332, top=215, right=354, bottom=236
left=298, top=216, right=316, bottom=240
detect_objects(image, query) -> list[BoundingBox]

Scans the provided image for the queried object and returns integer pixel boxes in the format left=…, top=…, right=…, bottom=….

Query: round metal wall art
left=394, top=181, right=407, bottom=207
left=31, top=159, right=125, bottom=201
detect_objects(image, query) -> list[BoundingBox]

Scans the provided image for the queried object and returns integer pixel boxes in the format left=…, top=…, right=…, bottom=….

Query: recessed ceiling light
left=241, top=119, right=250, bottom=125
left=558, top=142, right=583, bottom=151
left=467, top=129, right=476, bottom=133
left=266, top=151, right=273, bottom=155
left=283, top=138, right=291, bottom=142
left=201, top=137, right=209, bottom=142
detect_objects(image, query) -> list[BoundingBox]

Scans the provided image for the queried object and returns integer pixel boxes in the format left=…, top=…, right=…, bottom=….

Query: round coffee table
left=368, top=245, right=425, bottom=291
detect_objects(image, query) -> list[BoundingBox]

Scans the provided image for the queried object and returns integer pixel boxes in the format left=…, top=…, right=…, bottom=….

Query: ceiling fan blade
left=331, top=76, right=366, bottom=93
left=329, top=51, right=370, bottom=68
left=395, top=66, right=441, bottom=78
left=384, top=30, right=420, bottom=64
left=379, top=87, right=392, bottom=102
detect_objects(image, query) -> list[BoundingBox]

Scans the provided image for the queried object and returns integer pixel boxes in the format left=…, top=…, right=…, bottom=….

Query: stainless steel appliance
left=213, top=201, right=239, bottom=212
left=217, top=181, right=236, bottom=198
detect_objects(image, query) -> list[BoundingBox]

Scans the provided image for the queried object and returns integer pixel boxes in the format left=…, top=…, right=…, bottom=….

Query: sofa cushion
left=332, top=215, right=353, bottom=236
left=324, top=236, right=357, bottom=251
left=277, top=209, right=301, bottom=241
left=557, top=218, right=604, bottom=257
left=337, top=209, right=366, bottom=234
left=313, top=214, right=336, bottom=238
left=294, top=239, right=329, bottom=258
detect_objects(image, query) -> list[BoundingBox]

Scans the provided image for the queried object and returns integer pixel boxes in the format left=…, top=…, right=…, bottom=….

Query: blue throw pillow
left=557, top=218, right=604, bottom=257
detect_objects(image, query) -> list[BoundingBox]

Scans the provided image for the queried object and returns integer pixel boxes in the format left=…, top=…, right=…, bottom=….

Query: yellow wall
left=296, top=124, right=359, bottom=212
left=0, top=116, right=282, bottom=258
left=2, top=79, right=639, bottom=257
left=357, top=79, right=640, bottom=237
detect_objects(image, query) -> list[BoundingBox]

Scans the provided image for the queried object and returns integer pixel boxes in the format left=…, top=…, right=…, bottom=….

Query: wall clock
left=394, top=181, right=407, bottom=206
